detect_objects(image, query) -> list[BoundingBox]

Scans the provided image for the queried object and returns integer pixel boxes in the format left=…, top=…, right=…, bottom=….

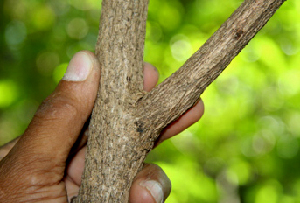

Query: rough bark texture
left=72, top=0, right=286, bottom=202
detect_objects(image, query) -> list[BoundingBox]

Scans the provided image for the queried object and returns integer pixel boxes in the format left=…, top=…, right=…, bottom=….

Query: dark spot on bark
left=137, top=96, right=143, bottom=102
left=137, top=128, right=143, bottom=134
left=235, top=30, right=244, bottom=39
left=126, top=76, right=131, bottom=81
left=135, top=121, right=144, bottom=134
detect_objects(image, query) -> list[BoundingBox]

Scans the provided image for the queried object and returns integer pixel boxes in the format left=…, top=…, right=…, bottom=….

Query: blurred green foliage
left=0, top=0, right=299, bottom=202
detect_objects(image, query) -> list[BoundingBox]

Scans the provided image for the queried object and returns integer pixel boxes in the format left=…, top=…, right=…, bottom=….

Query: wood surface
left=72, top=0, right=286, bottom=202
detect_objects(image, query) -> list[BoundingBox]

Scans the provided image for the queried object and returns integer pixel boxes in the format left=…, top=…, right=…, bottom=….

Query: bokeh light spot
left=280, top=37, right=298, bottom=56
left=36, top=52, right=60, bottom=76
left=50, top=1, right=70, bottom=16
left=67, top=18, right=89, bottom=39
left=146, top=21, right=163, bottom=43
left=31, top=5, right=55, bottom=31
left=0, top=80, right=18, bottom=108
left=254, top=180, right=282, bottom=203
left=288, top=113, right=300, bottom=136
left=69, top=0, right=101, bottom=10
left=255, top=185, right=277, bottom=203
left=253, top=129, right=276, bottom=155
left=5, top=20, right=27, bottom=46
left=157, top=2, right=182, bottom=31
left=277, top=70, right=300, bottom=96
left=227, top=160, right=250, bottom=185
left=171, top=35, right=193, bottom=61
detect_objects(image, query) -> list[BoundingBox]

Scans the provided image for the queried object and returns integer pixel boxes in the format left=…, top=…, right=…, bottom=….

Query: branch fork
left=72, top=0, right=286, bottom=202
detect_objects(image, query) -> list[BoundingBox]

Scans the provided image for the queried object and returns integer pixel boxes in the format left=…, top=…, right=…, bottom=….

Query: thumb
left=1, top=51, right=100, bottom=183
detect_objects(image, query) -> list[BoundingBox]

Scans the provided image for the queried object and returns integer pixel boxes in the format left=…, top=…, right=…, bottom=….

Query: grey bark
left=72, top=0, right=286, bottom=202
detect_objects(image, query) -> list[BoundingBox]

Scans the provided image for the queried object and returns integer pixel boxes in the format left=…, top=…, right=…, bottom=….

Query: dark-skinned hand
left=0, top=51, right=204, bottom=203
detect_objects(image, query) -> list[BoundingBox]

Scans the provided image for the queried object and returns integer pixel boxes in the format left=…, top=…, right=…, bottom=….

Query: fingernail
left=140, top=180, right=164, bottom=203
left=62, top=52, right=93, bottom=81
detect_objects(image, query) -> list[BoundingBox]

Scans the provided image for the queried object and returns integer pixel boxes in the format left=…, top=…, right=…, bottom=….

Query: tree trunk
left=72, top=0, right=286, bottom=202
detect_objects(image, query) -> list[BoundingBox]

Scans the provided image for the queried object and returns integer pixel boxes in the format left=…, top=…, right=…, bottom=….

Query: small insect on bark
left=135, top=121, right=144, bottom=135
left=235, top=30, right=244, bottom=39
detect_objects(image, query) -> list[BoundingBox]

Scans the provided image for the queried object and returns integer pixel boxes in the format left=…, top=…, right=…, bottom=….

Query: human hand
left=0, top=51, right=204, bottom=203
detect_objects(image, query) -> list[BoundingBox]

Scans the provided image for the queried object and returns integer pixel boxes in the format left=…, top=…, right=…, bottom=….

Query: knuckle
left=35, top=93, right=81, bottom=123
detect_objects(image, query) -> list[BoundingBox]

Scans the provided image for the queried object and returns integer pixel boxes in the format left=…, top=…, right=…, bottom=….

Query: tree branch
left=74, top=0, right=149, bottom=202
left=138, top=0, right=286, bottom=135
left=73, top=0, right=286, bottom=202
